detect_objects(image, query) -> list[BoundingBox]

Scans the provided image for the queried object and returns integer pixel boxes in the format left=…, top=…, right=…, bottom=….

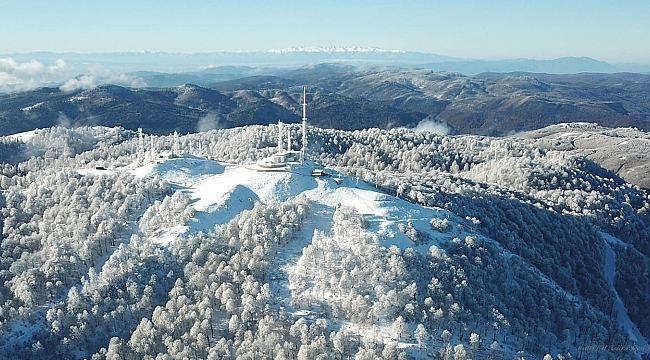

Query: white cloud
left=0, top=57, right=148, bottom=94
left=48, top=59, right=67, bottom=73
left=0, top=71, right=20, bottom=86
left=57, top=113, right=72, bottom=128
left=414, top=118, right=451, bottom=135
left=0, top=58, right=44, bottom=75
left=0, top=71, right=40, bottom=93
left=84, top=63, right=146, bottom=88
left=109, top=72, right=147, bottom=88
left=0, top=57, right=69, bottom=93
left=60, top=75, right=97, bottom=92
left=196, top=112, right=222, bottom=132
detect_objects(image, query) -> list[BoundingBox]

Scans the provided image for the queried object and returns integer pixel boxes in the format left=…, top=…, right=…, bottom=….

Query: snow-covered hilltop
left=519, top=122, right=650, bottom=190
left=0, top=124, right=649, bottom=359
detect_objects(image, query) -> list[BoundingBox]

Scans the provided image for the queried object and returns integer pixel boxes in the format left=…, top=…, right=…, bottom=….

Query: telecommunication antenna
left=149, top=135, right=155, bottom=163
left=287, top=128, right=292, bottom=151
left=138, top=128, right=144, bottom=162
left=172, top=131, right=179, bottom=157
left=301, top=86, right=307, bottom=163
left=278, top=120, right=283, bottom=152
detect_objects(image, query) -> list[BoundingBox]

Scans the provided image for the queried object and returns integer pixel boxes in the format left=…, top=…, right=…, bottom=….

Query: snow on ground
left=20, top=102, right=44, bottom=112
left=127, top=153, right=647, bottom=357
left=129, top=154, right=473, bottom=351
left=132, top=155, right=456, bottom=251
left=131, top=162, right=155, bottom=178
left=133, top=154, right=225, bottom=187
left=153, top=224, right=189, bottom=246
left=77, top=168, right=116, bottom=176
left=5, top=129, right=38, bottom=142
left=266, top=202, right=334, bottom=308
left=602, top=236, right=650, bottom=355
left=302, top=173, right=454, bottom=251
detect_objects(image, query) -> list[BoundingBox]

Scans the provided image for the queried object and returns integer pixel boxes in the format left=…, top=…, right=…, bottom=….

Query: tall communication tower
left=172, top=131, right=179, bottom=157
left=278, top=120, right=283, bottom=152
left=149, top=135, right=155, bottom=163
left=301, top=86, right=307, bottom=163
left=138, top=128, right=144, bottom=160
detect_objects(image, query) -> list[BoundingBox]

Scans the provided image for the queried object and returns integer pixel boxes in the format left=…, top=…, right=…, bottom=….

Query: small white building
left=253, top=150, right=300, bottom=171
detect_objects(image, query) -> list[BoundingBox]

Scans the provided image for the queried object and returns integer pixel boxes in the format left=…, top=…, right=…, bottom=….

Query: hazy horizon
left=3, top=1, right=650, bottom=93
left=2, top=1, right=649, bottom=64
left=2, top=47, right=648, bottom=65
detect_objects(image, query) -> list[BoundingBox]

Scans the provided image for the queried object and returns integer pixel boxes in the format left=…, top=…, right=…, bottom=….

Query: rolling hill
left=3, top=66, right=649, bottom=192
left=2, top=67, right=648, bottom=138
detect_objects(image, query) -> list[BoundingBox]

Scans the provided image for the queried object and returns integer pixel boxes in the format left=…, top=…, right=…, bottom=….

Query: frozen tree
left=453, top=344, right=467, bottom=360
left=469, top=332, right=480, bottom=356
left=128, top=318, right=159, bottom=357
left=104, top=337, right=126, bottom=360
left=414, top=323, right=427, bottom=349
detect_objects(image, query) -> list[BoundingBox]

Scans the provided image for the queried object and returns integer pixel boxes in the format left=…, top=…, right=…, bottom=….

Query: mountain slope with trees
left=0, top=124, right=648, bottom=359
left=2, top=67, right=649, bottom=191
left=2, top=67, right=648, bottom=137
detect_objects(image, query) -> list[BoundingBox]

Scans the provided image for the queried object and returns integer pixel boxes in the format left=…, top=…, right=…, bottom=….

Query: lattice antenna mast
left=301, top=86, right=307, bottom=163
left=138, top=128, right=144, bottom=158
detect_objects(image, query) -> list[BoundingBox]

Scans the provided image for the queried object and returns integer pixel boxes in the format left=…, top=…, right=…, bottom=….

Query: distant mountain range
left=3, top=48, right=650, bottom=77
left=3, top=48, right=650, bottom=95
left=2, top=65, right=648, bottom=137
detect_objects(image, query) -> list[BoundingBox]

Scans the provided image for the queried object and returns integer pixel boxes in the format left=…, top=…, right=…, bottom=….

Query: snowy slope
left=4, top=124, right=648, bottom=359
left=122, top=151, right=649, bottom=359
left=601, top=233, right=650, bottom=351
left=133, top=155, right=459, bottom=251
left=125, top=154, right=528, bottom=357
left=6, top=129, right=38, bottom=142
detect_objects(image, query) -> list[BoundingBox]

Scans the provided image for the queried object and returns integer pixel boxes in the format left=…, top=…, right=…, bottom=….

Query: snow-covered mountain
left=0, top=124, right=649, bottom=359
left=268, top=46, right=407, bottom=54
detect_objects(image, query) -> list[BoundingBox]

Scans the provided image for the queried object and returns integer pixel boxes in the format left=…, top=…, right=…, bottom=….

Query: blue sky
left=1, top=0, right=649, bottom=63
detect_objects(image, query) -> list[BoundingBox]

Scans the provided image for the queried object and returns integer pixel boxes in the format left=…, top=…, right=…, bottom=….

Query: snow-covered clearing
left=602, top=235, right=650, bottom=355
left=132, top=155, right=454, bottom=251
left=20, top=102, right=44, bottom=112
left=6, top=129, right=38, bottom=141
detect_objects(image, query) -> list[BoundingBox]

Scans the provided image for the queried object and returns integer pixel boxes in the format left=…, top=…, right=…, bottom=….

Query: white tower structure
left=172, top=131, right=179, bottom=157
left=287, top=128, right=292, bottom=151
left=301, top=86, right=307, bottom=163
left=138, top=128, right=144, bottom=155
left=149, top=135, right=155, bottom=163
left=278, top=120, right=283, bottom=152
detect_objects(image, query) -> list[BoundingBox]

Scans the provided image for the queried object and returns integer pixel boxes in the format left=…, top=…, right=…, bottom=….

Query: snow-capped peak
left=268, top=46, right=405, bottom=54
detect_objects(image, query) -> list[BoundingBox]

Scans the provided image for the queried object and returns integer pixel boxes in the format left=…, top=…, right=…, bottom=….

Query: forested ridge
left=3, top=69, right=649, bottom=138
left=0, top=124, right=648, bottom=359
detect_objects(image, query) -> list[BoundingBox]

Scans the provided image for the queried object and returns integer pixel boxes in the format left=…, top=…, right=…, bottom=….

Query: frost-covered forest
left=0, top=124, right=649, bottom=359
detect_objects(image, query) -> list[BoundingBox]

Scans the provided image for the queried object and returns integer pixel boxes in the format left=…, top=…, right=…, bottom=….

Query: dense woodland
left=0, top=124, right=648, bottom=359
